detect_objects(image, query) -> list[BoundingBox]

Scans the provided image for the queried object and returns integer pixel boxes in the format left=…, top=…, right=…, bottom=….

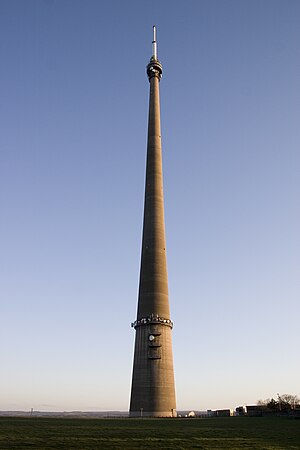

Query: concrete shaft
left=130, top=64, right=176, bottom=418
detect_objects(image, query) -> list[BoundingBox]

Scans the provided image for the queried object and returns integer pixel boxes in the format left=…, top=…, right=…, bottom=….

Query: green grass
left=0, top=416, right=299, bottom=449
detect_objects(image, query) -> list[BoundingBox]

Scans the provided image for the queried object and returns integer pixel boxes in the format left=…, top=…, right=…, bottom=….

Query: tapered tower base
left=130, top=322, right=177, bottom=417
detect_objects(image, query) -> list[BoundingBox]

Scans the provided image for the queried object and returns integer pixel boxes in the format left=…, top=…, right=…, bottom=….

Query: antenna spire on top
left=152, top=25, right=157, bottom=60
left=147, top=25, right=163, bottom=80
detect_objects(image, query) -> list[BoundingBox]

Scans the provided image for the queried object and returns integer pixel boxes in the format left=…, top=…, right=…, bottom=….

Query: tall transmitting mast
left=129, top=26, right=176, bottom=418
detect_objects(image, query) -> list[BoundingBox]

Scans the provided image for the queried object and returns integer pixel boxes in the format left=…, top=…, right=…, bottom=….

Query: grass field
left=0, top=416, right=299, bottom=449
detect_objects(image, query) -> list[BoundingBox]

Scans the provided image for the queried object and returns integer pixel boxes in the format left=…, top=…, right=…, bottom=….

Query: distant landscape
left=0, top=410, right=204, bottom=418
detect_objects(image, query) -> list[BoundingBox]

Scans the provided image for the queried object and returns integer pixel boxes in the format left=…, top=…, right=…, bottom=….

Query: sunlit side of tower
left=129, top=27, right=176, bottom=418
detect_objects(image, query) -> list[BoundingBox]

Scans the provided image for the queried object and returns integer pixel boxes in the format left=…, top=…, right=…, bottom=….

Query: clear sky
left=1, top=0, right=299, bottom=412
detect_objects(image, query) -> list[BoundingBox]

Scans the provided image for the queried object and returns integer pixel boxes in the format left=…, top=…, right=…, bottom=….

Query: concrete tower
left=129, top=27, right=176, bottom=418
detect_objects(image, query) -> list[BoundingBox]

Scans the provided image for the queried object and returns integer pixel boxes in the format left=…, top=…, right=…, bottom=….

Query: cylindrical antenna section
left=152, top=25, right=157, bottom=59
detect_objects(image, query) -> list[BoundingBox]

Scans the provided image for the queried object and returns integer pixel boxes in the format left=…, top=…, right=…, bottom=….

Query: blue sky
left=1, top=0, right=299, bottom=412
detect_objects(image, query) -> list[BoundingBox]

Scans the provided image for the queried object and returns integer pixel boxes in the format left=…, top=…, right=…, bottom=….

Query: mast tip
left=152, top=26, right=157, bottom=59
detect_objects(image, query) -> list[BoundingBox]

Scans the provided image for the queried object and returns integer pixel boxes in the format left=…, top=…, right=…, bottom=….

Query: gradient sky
left=1, top=0, right=299, bottom=412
